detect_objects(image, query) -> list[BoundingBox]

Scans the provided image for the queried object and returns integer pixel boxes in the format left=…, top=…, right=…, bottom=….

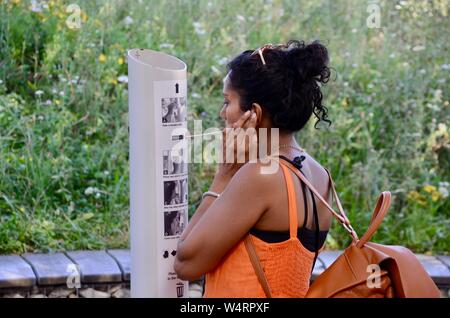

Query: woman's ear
left=251, top=103, right=262, bottom=127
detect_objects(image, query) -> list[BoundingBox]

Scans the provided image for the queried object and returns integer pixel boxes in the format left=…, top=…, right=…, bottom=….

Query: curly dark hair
left=226, top=40, right=332, bottom=132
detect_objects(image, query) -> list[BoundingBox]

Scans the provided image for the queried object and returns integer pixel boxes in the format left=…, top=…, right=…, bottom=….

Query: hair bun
left=285, top=40, right=330, bottom=83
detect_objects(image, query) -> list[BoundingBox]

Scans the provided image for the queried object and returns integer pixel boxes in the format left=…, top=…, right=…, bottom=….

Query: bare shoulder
left=232, top=158, right=281, bottom=186
left=301, top=152, right=330, bottom=185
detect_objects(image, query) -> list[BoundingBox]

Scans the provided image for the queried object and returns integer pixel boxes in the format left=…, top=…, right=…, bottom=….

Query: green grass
left=0, top=0, right=449, bottom=254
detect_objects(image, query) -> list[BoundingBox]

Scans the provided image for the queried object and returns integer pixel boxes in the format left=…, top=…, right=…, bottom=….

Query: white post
left=128, top=49, right=189, bottom=298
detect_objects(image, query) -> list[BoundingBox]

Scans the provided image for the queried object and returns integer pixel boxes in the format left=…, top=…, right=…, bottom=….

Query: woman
left=174, top=40, right=334, bottom=297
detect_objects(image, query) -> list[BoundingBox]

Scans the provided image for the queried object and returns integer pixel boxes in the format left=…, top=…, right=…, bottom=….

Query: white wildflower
left=193, top=21, right=206, bottom=36
left=412, top=45, right=425, bottom=52
left=30, top=0, right=43, bottom=12
left=35, top=90, right=44, bottom=96
left=159, top=43, right=174, bottom=49
left=117, top=75, right=128, bottom=83
left=438, top=187, right=449, bottom=199
left=218, top=57, right=228, bottom=66
left=84, top=187, right=95, bottom=195
left=123, top=16, right=134, bottom=26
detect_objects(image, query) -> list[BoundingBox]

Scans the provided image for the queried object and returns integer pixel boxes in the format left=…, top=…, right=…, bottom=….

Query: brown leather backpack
left=245, top=159, right=441, bottom=298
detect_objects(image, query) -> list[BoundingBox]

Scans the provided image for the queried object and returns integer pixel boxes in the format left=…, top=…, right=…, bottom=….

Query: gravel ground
left=0, top=283, right=204, bottom=298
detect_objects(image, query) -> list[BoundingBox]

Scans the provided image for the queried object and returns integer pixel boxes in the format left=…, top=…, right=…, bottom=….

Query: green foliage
left=0, top=0, right=448, bottom=254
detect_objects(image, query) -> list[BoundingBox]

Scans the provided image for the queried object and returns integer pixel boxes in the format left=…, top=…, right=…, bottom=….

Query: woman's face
left=220, top=71, right=245, bottom=127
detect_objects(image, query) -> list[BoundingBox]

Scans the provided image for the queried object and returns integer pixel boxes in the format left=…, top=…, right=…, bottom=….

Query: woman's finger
left=243, top=112, right=257, bottom=129
left=232, top=110, right=251, bottom=128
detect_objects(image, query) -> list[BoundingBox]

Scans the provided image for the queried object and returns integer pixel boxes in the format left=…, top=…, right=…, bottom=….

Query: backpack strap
left=244, top=235, right=272, bottom=298
left=277, top=158, right=359, bottom=242
left=356, top=191, right=391, bottom=248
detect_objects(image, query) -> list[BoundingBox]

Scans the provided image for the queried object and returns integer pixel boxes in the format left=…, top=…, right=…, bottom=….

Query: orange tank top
left=204, top=160, right=316, bottom=298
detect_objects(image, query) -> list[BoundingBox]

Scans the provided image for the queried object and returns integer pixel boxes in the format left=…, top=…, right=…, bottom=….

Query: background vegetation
left=0, top=0, right=448, bottom=254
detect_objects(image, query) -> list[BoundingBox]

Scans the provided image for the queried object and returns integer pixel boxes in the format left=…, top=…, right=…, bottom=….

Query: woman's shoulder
left=235, top=158, right=284, bottom=181
left=233, top=154, right=330, bottom=193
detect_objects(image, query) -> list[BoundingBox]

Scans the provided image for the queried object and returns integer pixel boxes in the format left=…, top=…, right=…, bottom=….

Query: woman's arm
left=179, top=171, right=233, bottom=242
left=174, top=161, right=273, bottom=281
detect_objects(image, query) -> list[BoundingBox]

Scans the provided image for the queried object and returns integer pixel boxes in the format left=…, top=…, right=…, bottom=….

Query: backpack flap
left=365, top=242, right=441, bottom=298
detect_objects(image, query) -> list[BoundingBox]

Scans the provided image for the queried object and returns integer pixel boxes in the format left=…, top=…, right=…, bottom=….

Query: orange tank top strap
left=279, top=162, right=299, bottom=238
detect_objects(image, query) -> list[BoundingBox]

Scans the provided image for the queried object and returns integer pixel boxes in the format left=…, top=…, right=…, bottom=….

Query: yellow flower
left=55, top=99, right=60, bottom=105
left=98, top=54, right=107, bottom=63
left=117, top=57, right=124, bottom=65
left=81, top=11, right=88, bottom=22
left=19, top=207, right=25, bottom=213
left=423, top=185, right=437, bottom=193
left=109, top=79, right=118, bottom=85
left=431, top=191, right=442, bottom=202
left=341, top=98, right=348, bottom=108
left=407, top=190, right=428, bottom=206
left=407, top=190, right=421, bottom=201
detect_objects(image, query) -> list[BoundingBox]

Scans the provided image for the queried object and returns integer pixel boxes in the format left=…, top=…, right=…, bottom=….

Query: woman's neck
left=257, top=130, right=303, bottom=158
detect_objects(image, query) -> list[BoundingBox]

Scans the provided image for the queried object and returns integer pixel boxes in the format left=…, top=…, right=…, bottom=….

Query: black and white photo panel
left=164, top=210, right=186, bottom=237
left=164, top=179, right=188, bottom=206
left=163, top=148, right=188, bottom=175
left=161, top=97, right=187, bottom=123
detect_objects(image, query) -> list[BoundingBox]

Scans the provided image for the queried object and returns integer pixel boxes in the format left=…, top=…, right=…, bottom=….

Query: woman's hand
left=216, top=110, right=258, bottom=182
